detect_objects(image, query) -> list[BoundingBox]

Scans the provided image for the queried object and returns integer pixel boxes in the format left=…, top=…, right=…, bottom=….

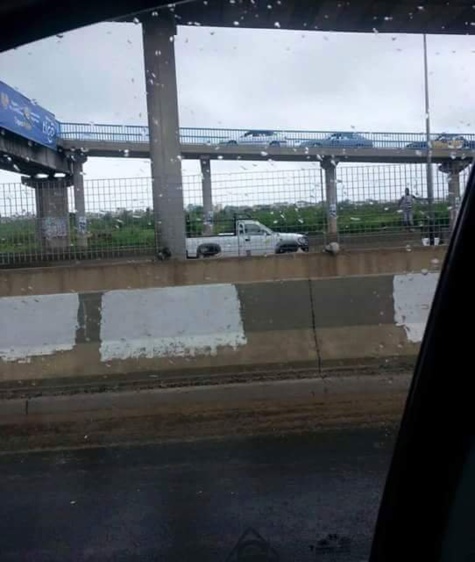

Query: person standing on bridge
left=398, top=188, right=419, bottom=231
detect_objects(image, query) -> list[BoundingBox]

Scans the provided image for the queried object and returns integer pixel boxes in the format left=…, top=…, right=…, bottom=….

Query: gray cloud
left=0, top=21, right=474, bottom=185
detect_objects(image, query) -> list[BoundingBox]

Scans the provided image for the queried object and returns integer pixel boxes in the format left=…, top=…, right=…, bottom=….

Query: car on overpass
left=406, top=133, right=474, bottom=150
left=299, top=132, right=374, bottom=149
left=222, top=130, right=288, bottom=147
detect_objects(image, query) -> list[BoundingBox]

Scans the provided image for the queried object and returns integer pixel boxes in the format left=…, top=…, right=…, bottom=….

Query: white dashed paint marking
left=0, top=293, right=79, bottom=361
left=393, top=273, right=439, bottom=343
left=100, top=284, right=246, bottom=361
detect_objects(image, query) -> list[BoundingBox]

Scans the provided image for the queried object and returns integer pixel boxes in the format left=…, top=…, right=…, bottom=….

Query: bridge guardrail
left=58, top=123, right=475, bottom=151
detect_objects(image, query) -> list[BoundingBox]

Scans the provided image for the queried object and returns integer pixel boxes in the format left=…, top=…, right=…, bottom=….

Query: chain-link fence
left=0, top=176, right=154, bottom=265
left=332, top=163, right=470, bottom=248
left=0, top=163, right=470, bottom=265
left=184, top=163, right=470, bottom=254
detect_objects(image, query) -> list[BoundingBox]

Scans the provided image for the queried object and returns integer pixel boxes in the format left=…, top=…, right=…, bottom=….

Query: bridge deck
left=58, top=138, right=475, bottom=165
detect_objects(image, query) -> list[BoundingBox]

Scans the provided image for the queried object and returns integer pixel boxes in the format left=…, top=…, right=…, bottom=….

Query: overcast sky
left=0, top=20, right=474, bottom=190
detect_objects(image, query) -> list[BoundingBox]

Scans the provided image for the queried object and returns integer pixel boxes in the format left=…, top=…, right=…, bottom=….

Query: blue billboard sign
left=0, top=80, right=59, bottom=149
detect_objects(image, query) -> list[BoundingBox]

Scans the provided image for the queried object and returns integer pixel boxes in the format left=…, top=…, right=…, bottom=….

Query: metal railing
left=58, top=122, right=475, bottom=151
left=0, top=163, right=468, bottom=266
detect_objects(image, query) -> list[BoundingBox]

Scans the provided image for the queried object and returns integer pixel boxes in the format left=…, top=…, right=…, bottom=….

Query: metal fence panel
left=0, top=163, right=470, bottom=265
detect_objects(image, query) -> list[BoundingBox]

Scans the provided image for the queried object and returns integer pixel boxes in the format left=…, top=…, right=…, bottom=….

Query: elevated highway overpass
left=57, top=125, right=471, bottom=244
left=58, top=124, right=475, bottom=165
left=1, top=121, right=471, bottom=256
left=61, top=138, right=475, bottom=164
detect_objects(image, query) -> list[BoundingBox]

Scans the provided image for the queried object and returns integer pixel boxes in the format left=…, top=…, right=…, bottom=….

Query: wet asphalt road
left=0, top=428, right=397, bottom=562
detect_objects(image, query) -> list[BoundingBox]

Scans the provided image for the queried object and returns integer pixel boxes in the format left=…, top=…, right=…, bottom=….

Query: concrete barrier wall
left=0, top=272, right=439, bottom=382
left=0, top=246, right=445, bottom=297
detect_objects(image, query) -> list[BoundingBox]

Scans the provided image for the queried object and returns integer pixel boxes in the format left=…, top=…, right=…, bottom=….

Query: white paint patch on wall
left=0, top=294, right=79, bottom=362
left=100, top=284, right=246, bottom=361
left=393, top=273, right=439, bottom=343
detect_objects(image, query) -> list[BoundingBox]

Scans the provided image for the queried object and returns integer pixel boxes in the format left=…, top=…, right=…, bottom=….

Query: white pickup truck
left=186, top=219, right=309, bottom=258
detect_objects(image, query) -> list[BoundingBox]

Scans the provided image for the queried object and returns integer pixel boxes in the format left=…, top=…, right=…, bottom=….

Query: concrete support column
left=23, top=176, right=72, bottom=252
left=72, top=155, right=88, bottom=249
left=142, top=13, right=186, bottom=259
left=200, top=157, right=213, bottom=235
left=447, top=165, right=462, bottom=231
left=322, top=158, right=338, bottom=242
left=439, top=161, right=466, bottom=232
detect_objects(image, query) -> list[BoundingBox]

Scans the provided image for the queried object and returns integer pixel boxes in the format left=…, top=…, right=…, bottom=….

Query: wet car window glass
left=0, top=1, right=473, bottom=560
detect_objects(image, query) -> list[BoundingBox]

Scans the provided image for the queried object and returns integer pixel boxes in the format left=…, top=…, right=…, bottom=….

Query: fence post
left=322, top=158, right=338, bottom=242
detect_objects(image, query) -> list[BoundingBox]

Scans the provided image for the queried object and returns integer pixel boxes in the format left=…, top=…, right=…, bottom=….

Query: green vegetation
left=0, top=201, right=451, bottom=258
left=187, top=200, right=450, bottom=236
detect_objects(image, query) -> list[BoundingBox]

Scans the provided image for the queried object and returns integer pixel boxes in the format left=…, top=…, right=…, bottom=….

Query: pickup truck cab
left=186, top=219, right=309, bottom=258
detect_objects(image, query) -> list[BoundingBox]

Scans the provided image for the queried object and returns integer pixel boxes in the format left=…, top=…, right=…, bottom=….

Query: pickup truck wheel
left=197, top=243, right=221, bottom=258
left=276, top=242, right=299, bottom=254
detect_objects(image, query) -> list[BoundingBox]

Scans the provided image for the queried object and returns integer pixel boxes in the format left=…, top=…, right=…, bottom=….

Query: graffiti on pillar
left=203, top=211, right=214, bottom=226
left=77, top=215, right=88, bottom=236
left=42, top=217, right=68, bottom=239
left=328, top=203, right=337, bottom=218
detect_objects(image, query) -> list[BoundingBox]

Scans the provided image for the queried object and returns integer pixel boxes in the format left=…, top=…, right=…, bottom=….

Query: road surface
left=0, top=427, right=397, bottom=561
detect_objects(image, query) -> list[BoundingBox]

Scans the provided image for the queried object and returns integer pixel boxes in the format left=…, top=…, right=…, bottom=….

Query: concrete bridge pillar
left=200, top=157, right=213, bottom=235
left=72, top=153, right=88, bottom=249
left=22, top=175, right=72, bottom=252
left=322, top=158, right=338, bottom=242
left=142, top=12, right=186, bottom=259
left=439, top=161, right=469, bottom=231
